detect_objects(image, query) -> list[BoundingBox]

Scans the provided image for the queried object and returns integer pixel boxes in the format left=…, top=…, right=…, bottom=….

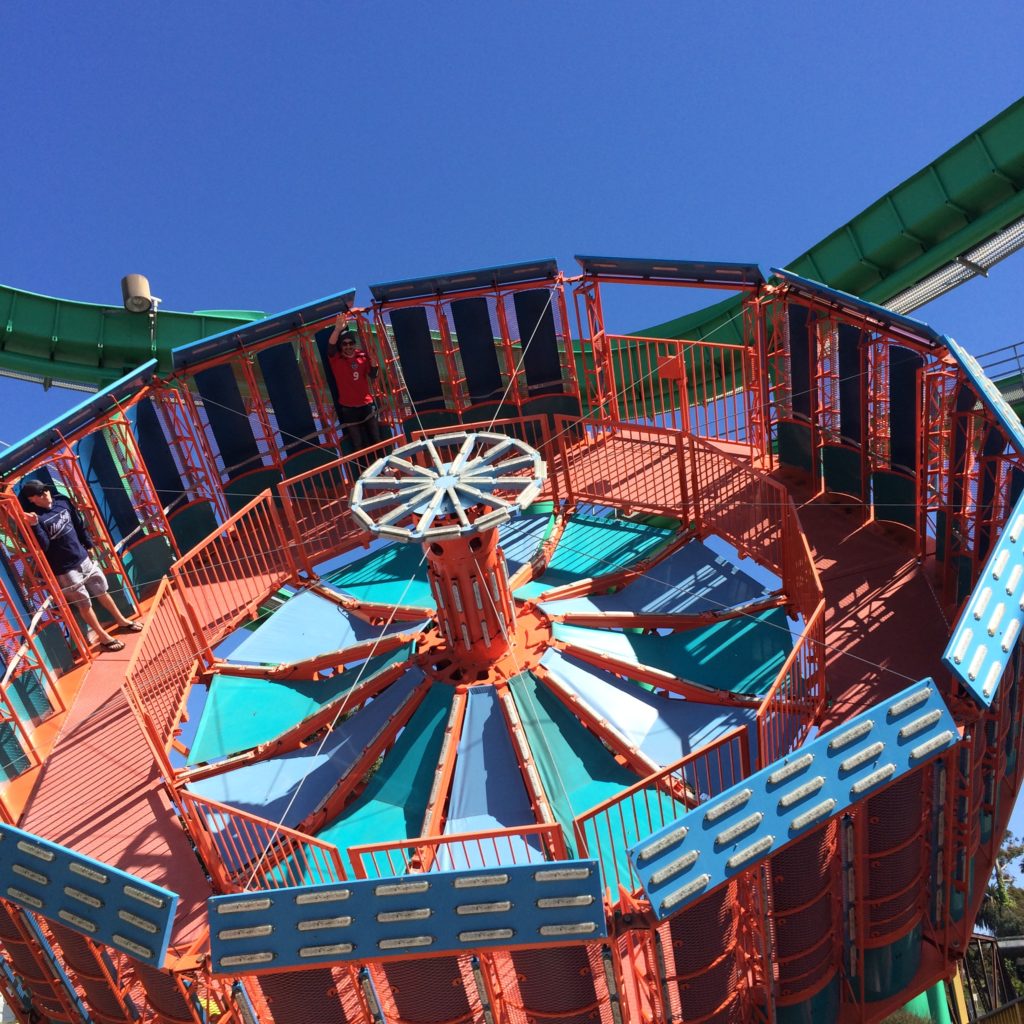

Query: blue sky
left=3, top=4, right=1024, bottom=844
left=2, top=4, right=1023, bottom=447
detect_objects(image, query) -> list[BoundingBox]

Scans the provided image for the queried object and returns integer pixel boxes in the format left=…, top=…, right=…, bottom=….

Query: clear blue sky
left=2, top=4, right=1024, bottom=836
left=2, top=2, right=1023, bottom=447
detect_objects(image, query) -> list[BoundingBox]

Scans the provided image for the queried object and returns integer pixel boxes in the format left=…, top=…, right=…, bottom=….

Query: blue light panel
left=629, top=680, right=959, bottom=920
left=0, top=824, right=179, bottom=967
left=943, top=488, right=1024, bottom=707
left=940, top=336, right=1024, bottom=707
left=209, top=860, right=605, bottom=974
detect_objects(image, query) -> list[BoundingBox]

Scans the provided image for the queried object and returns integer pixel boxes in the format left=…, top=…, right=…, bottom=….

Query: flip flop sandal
left=120, top=622, right=144, bottom=633
left=100, top=638, right=125, bottom=652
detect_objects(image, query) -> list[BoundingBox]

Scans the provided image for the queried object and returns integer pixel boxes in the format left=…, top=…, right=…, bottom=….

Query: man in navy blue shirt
left=19, top=480, right=141, bottom=652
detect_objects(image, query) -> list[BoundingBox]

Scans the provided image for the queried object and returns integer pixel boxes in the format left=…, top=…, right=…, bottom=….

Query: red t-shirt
left=328, top=349, right=375, bottom=406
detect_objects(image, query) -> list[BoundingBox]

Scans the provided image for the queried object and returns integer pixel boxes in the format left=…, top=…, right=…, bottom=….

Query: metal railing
left=604, top=335, right=754, bottom=449
left=170, top=490, right=296, bottom=648
left=573, top=728, right=750, bottom=893
left=121, top=577, right=205, bottom=755
left=348, top=823, right=568, bottom=880
left=755, top=601, right=826, bottom=767
left=553, top=417, right=693, bottom=521
left=177, top=790, right=345, bottom=891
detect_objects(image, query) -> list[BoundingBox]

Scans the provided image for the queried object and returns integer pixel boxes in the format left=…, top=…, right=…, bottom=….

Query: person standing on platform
left=326, top=316, right=382, bottom=457
left=18, top=479, right=141, bottom=653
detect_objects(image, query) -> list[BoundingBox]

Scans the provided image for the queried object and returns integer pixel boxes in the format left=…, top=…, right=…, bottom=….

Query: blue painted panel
left=943, top=336, right=1024, bottom=456
left=172, top=290, right=356, bottom=370
left=943, top=489, right=1024, bottom=707
left=576, top=255, right=764, bottom=288
left=0, top=823, right=179, bottom=967
left=76, top=430, right=138, bottom=543
left=771, top=269, right=942, bottom=346
left=629, top=680, right=958, bottom=920
left=0, top=361, right=157, bottom=479
left=208, top=860, right=605, bottom=973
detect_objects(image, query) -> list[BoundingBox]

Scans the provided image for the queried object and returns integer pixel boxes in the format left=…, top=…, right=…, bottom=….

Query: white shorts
left=56, top=557, right=108, bottom=610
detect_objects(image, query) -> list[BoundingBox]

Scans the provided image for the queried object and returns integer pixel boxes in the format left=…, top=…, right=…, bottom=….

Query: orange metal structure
left=0, top=259, right=1020, bottom=1024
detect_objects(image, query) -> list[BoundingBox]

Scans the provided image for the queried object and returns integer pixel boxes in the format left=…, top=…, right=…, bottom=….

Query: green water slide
left=0, top=285, right=261, bottom=388
left=3, top=100, right=1023, bottom=391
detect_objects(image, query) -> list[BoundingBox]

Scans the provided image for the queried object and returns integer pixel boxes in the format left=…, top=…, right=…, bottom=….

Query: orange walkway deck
left=18, top=628, right=212, bottom=947
left=790, top=488, right=950, bottom=729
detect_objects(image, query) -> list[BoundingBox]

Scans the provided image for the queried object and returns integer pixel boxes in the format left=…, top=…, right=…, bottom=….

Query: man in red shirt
left=326, top=319, right=382, bottom=457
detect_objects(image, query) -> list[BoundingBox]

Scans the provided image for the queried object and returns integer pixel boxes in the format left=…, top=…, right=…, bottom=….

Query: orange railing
left=689, top=435, right=785, bottom=572
left=176, top=790, right=345, bottom=891
left=553, top=418, right=693, bottom=522
left=277, top=439, right=398, bottom=573
left=348, top=823, right=568, bottom=879
left=755, top=601, right=826, bottom=767
left=170, top=490, right=296, bottom=648
left=122, top=576, right=205, bottom=755
left=603, top=335, right=755, bottom=448
left=753, top=499, right=826, bottom=766
left=574, top=728, right=750, bottom=893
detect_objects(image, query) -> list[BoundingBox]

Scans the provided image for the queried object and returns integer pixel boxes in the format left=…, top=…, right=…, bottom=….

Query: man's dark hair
left=19, top=479, right=48, bottom=499
left=18, top=478, right=50, bottom=511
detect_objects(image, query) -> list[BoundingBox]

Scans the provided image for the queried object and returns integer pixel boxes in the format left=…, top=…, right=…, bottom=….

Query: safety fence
left=689, top=435, right=785, bottom=571
left=603, top=335, right=755, bottom=450
left=573, top=728, right=750, bottom=894
left=277, top=437, right=396, bottom=573
left=553, top=419, right=694, bottom=522
left=348, top=823, right=568, bottom=880
left=121, top=576, right=206, bottom=756
left=755, top=601, right=826, bottom=767
left=176, top=790, right=346, bottom=892
left=169, top=490, right=296, bottom=649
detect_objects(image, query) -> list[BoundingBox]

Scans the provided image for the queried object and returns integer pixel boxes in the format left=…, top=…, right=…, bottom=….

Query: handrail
left=755, top=600, right=827, bottom=767
left=121, top=576, right=203, bottom=754
left=170, top=488, right=297, bottom=648
left=573, top=727, right=750, bottom=893
left=348, top=823, right=568, bottom=880
left=176, top=789, right=345, bottom=892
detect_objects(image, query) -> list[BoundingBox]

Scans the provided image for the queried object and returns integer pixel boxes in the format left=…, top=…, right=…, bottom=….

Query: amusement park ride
left=0, top=101, right=1023, bottom=1024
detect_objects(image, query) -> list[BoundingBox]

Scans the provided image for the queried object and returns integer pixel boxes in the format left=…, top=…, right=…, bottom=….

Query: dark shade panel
left=837, top=323, right=863, bottom=446
left=451, top=297, right=503, bottom=402
left=256, top=343, right=316, bottom=454
left=889, top=346, right=924, bottom=471
left=133, top=399, right=186, bottom=508
left=388, top=307, right=447, bottom=411
left=513, top=289, right=563, bottom=395
left=193, top=363, right=261, bottom=471
left=787, top=305, right=812, bottom=419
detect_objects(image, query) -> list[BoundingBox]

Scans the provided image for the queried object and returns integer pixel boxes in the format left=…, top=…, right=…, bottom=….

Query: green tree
left=975, top=832, right=1024, bottom=1000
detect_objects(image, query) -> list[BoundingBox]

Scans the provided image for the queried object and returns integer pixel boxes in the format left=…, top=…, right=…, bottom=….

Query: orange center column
left=425, top=526, right=516, bottom=659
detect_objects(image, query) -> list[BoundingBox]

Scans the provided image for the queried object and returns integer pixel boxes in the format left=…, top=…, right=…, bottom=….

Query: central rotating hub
left=350, top=431, right=547, bottom=675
